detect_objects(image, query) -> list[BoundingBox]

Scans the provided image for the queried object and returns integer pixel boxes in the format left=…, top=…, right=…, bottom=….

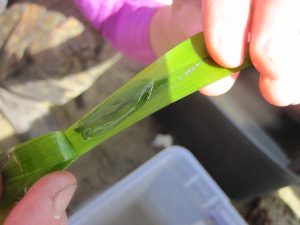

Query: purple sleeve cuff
left=73, top=0, right=164, bottom=65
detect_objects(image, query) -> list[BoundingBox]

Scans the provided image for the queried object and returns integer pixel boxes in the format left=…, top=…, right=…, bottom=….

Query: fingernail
left=53, top=184, right=77, bottom=220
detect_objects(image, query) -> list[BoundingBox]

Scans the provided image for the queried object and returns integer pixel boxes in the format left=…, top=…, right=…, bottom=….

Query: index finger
left=202, top=0, right=252, bottom=67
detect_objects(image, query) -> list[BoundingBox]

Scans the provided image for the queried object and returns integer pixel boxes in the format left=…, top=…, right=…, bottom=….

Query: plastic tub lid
left=69, top=146, right=247, bottom=225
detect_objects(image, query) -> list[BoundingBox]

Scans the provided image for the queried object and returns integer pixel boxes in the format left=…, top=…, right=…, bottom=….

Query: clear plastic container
left=69, top=146, right=247, bottom=225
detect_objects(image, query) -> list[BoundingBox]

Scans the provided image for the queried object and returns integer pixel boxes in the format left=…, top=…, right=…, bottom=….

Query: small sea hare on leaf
left=74, top=79, right=154, bottom=140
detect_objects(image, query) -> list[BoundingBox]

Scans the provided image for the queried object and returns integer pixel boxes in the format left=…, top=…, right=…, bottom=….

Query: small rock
left=0, top=0, right=7, bottom=13
left=152, top=133, right=173, bottom=148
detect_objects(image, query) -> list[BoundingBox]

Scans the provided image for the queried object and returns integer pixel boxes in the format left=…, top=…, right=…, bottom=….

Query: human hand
left=150, top=0, right=300, bottom=106
left=3, top=171, right=77, bottom=225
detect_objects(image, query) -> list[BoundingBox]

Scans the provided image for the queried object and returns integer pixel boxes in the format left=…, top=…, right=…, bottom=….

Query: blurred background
left=0, top=1, right=300, bottom=224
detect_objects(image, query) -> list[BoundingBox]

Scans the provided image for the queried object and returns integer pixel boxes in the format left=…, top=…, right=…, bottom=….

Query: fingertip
left=250, top=0, right=300, bottom=82
left=4, top=171, right=77, bottom=225
left=204, top=32, right=247, bottom=68
left=200, top=73, right=238, bottom=96
left=259, top=77, right=294, bottom=107
left=28, top=171, right=77, bottom=198
left=202, top=0, right=251, bottom=68
left=249, top=34, right=282, bottom=81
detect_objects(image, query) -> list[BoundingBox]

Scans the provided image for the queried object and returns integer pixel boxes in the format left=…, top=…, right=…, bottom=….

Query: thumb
left=4, top=171, right=77, bottom=225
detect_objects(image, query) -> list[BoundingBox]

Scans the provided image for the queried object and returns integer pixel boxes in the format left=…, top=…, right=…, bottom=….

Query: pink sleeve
left=73, top=0, right=164, bottom=64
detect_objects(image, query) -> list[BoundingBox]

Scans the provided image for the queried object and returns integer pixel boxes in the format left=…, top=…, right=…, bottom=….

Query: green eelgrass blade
left=0, top=33, right=252, bottom=222
left=0, top=131, right=77, bottom=221
left=65, top=33, right=251, bottom=155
